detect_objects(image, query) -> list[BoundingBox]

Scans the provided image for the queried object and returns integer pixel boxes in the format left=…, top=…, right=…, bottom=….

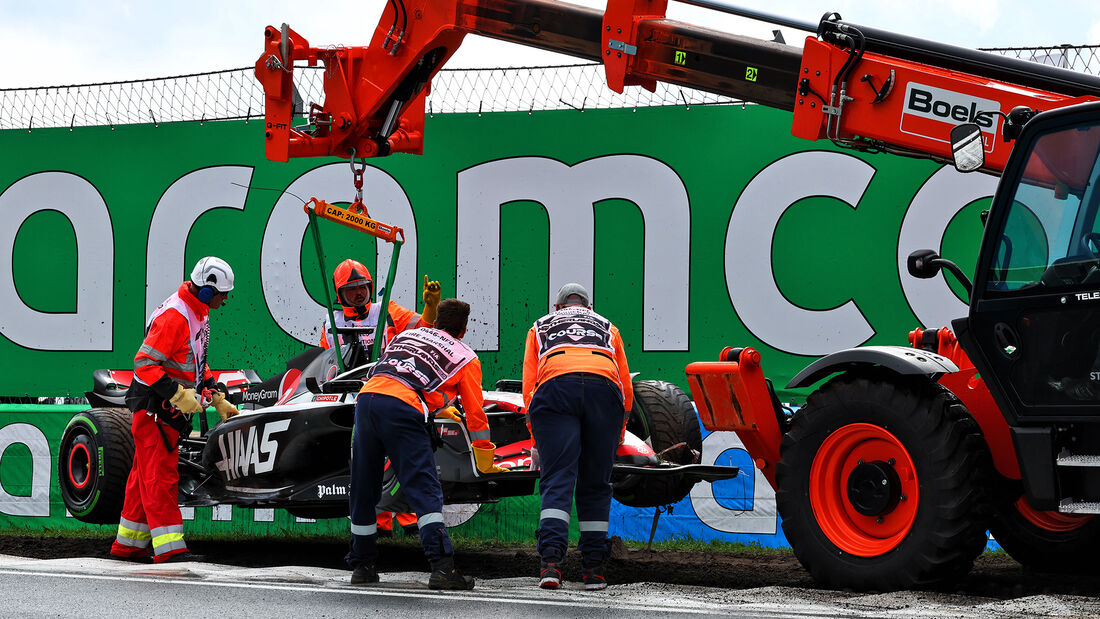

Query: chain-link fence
left=0, top=63, right=742, bottom=131
left=984, top=44, right=1100, bottom=74
left=3, top=44, right=1097, bottom=131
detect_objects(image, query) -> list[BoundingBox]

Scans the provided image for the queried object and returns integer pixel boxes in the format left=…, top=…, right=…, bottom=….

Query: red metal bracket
left=601, top=0, right=667, bottom=93
left=255, top=24, right=317, bottom=162
left=255, top=2, right=466, bottom=161
left=685, top=346, right=782, bottom=489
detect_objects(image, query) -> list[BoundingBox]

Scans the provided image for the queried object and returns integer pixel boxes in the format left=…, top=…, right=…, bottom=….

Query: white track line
left=0, top=568, right=727, bottom=615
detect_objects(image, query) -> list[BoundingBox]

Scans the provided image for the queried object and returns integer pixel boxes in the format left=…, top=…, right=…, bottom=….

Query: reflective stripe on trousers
left=350, top=522, right=377, bottom=536
left=540, top=508, right=570, bottom=524
left=151, top=524, right=187, bottom=556
left=418, top=512, right=443, bottom=527
left=579, top=520, right=609, bottom=532
left=115, top=517, right=151, bottom=549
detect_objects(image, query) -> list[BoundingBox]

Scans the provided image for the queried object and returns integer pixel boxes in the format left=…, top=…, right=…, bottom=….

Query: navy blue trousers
left=528, top=374, right=624, bottom=566
left=346, top=392, right=452, bottom=569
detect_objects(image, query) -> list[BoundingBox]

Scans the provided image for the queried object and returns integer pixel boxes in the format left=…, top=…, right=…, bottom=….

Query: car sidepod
left=195, top=399, right=356, bottom=512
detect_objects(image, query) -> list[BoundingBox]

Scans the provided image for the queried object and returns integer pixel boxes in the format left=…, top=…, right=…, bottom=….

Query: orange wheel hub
left=810, top=423, right=919, bottom=557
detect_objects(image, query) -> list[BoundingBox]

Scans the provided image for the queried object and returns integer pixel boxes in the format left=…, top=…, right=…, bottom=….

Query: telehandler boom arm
left=256, top=0, right=1100, bottom=171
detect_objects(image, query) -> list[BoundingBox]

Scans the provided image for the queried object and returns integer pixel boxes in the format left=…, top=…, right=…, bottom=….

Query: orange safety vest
left=319, top=301, right=424, bottom=351
left=522, top=306, right=633, bottom=412
left=134, top=283, right=213, bottom=390
left=361, top=328, right=491, bottom=444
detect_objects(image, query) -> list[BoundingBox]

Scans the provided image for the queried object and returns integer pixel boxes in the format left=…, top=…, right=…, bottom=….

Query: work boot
left=108, top=551, right=152, bottom=564
left=159, top=551, right=206, bottom=564
left=351, top=563, right=380, bottom=584
left=582, top=564, right=607, bottom=591
left=538, top=559, right=562, bottom=590
left=428, top=557, right=475, bottom=590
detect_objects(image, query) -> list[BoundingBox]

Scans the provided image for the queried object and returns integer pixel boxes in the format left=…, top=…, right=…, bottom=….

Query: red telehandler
left=255, top=0, right=1100, bottom=591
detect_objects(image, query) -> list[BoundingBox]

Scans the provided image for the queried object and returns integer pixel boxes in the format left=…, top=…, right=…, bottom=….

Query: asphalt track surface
left=3, top=553, right=1100, bottom=618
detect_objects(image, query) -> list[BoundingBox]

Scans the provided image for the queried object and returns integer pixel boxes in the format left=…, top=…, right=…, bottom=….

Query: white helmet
left=190, top=256, right=234, bottom=293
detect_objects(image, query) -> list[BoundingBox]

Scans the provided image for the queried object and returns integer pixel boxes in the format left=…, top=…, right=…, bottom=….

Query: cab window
left=987, top=123, right=1100, bottom=292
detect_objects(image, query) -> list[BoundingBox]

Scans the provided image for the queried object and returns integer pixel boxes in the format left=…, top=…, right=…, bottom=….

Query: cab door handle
left=994, top=322, right=1020, bottom=358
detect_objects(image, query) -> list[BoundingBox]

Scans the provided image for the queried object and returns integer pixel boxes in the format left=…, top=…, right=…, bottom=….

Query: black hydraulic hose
left=674, top=0, right=817, bottom=33
left=671, top=4, right=1100, bottom=96
left=833, top=27, right=865, bottom=91
left=817, top=12, right=863, bottom=92
left=386, top=0, right=399, bottom=34
left=821, top=18, right=1100, bottom=97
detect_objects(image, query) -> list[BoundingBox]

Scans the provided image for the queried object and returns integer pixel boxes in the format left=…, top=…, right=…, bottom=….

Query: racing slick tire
left=613, top=380, right=702, bottom=508
left=775, top=371, right=993, bottom=591
left=58, top=408, right=134, bottom=524
left=988, top=482, right=1100, bottom=573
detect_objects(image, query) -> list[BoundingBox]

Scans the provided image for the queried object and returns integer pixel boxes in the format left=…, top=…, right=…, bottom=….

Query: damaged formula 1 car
left=60, top=339, right=738, bottom=524
left=59, top=198, right=736, bottom=526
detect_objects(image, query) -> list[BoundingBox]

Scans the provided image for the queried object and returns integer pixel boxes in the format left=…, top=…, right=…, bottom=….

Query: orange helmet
left=333, top=259, right=373, bottom=307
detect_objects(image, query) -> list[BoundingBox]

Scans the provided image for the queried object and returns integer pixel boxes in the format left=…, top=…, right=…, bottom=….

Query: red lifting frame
left=304, top=198, right=404, bottom=244
left=685, top=347, right=783, bottom=489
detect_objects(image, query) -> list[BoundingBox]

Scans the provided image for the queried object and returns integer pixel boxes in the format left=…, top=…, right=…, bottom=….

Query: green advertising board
left=0, top=104, right=999, bottom=546
left=0, top=104, right=994, bottom=400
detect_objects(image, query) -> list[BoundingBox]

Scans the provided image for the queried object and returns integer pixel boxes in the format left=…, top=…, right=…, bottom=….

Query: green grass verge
left=623, top=538, right=791, bottom=554
left=0, top=528, right=115, bottom=540
left=446, top=534, right=794, bottom=555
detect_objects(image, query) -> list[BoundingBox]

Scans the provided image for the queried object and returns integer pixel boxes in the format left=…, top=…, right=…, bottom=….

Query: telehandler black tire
left=776, top=371, right=992, bottom=591
left=989, top=484, right=1100, bottom=573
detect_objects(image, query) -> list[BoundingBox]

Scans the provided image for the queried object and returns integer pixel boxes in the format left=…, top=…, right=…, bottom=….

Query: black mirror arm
left=931, top=258, right=973, bottom=297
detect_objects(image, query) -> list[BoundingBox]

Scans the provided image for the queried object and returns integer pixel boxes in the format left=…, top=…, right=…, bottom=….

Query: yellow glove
left=421, top=275, right=441, bottom=325
left=435, top=406, right=462, bottom=423
left=169, top=384, right=202, bottom=415
left=211, top=390, right=240, bottom=423
left=474, top=443, right=507, bottom=474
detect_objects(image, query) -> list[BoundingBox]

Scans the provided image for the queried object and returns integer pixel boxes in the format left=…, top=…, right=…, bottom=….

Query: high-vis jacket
left=522, top=306, right=633, bottom=411
left=133, top=282, right=214, bottom=395
left=112, top=282, right=210, bottom=563
left=360, top=327, right=490, bottom=444
left=320, top=301, right=427, bottom=351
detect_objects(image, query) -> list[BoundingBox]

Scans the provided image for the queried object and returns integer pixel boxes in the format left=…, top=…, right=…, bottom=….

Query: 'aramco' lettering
left=0, top=423, right=51, bottom=517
